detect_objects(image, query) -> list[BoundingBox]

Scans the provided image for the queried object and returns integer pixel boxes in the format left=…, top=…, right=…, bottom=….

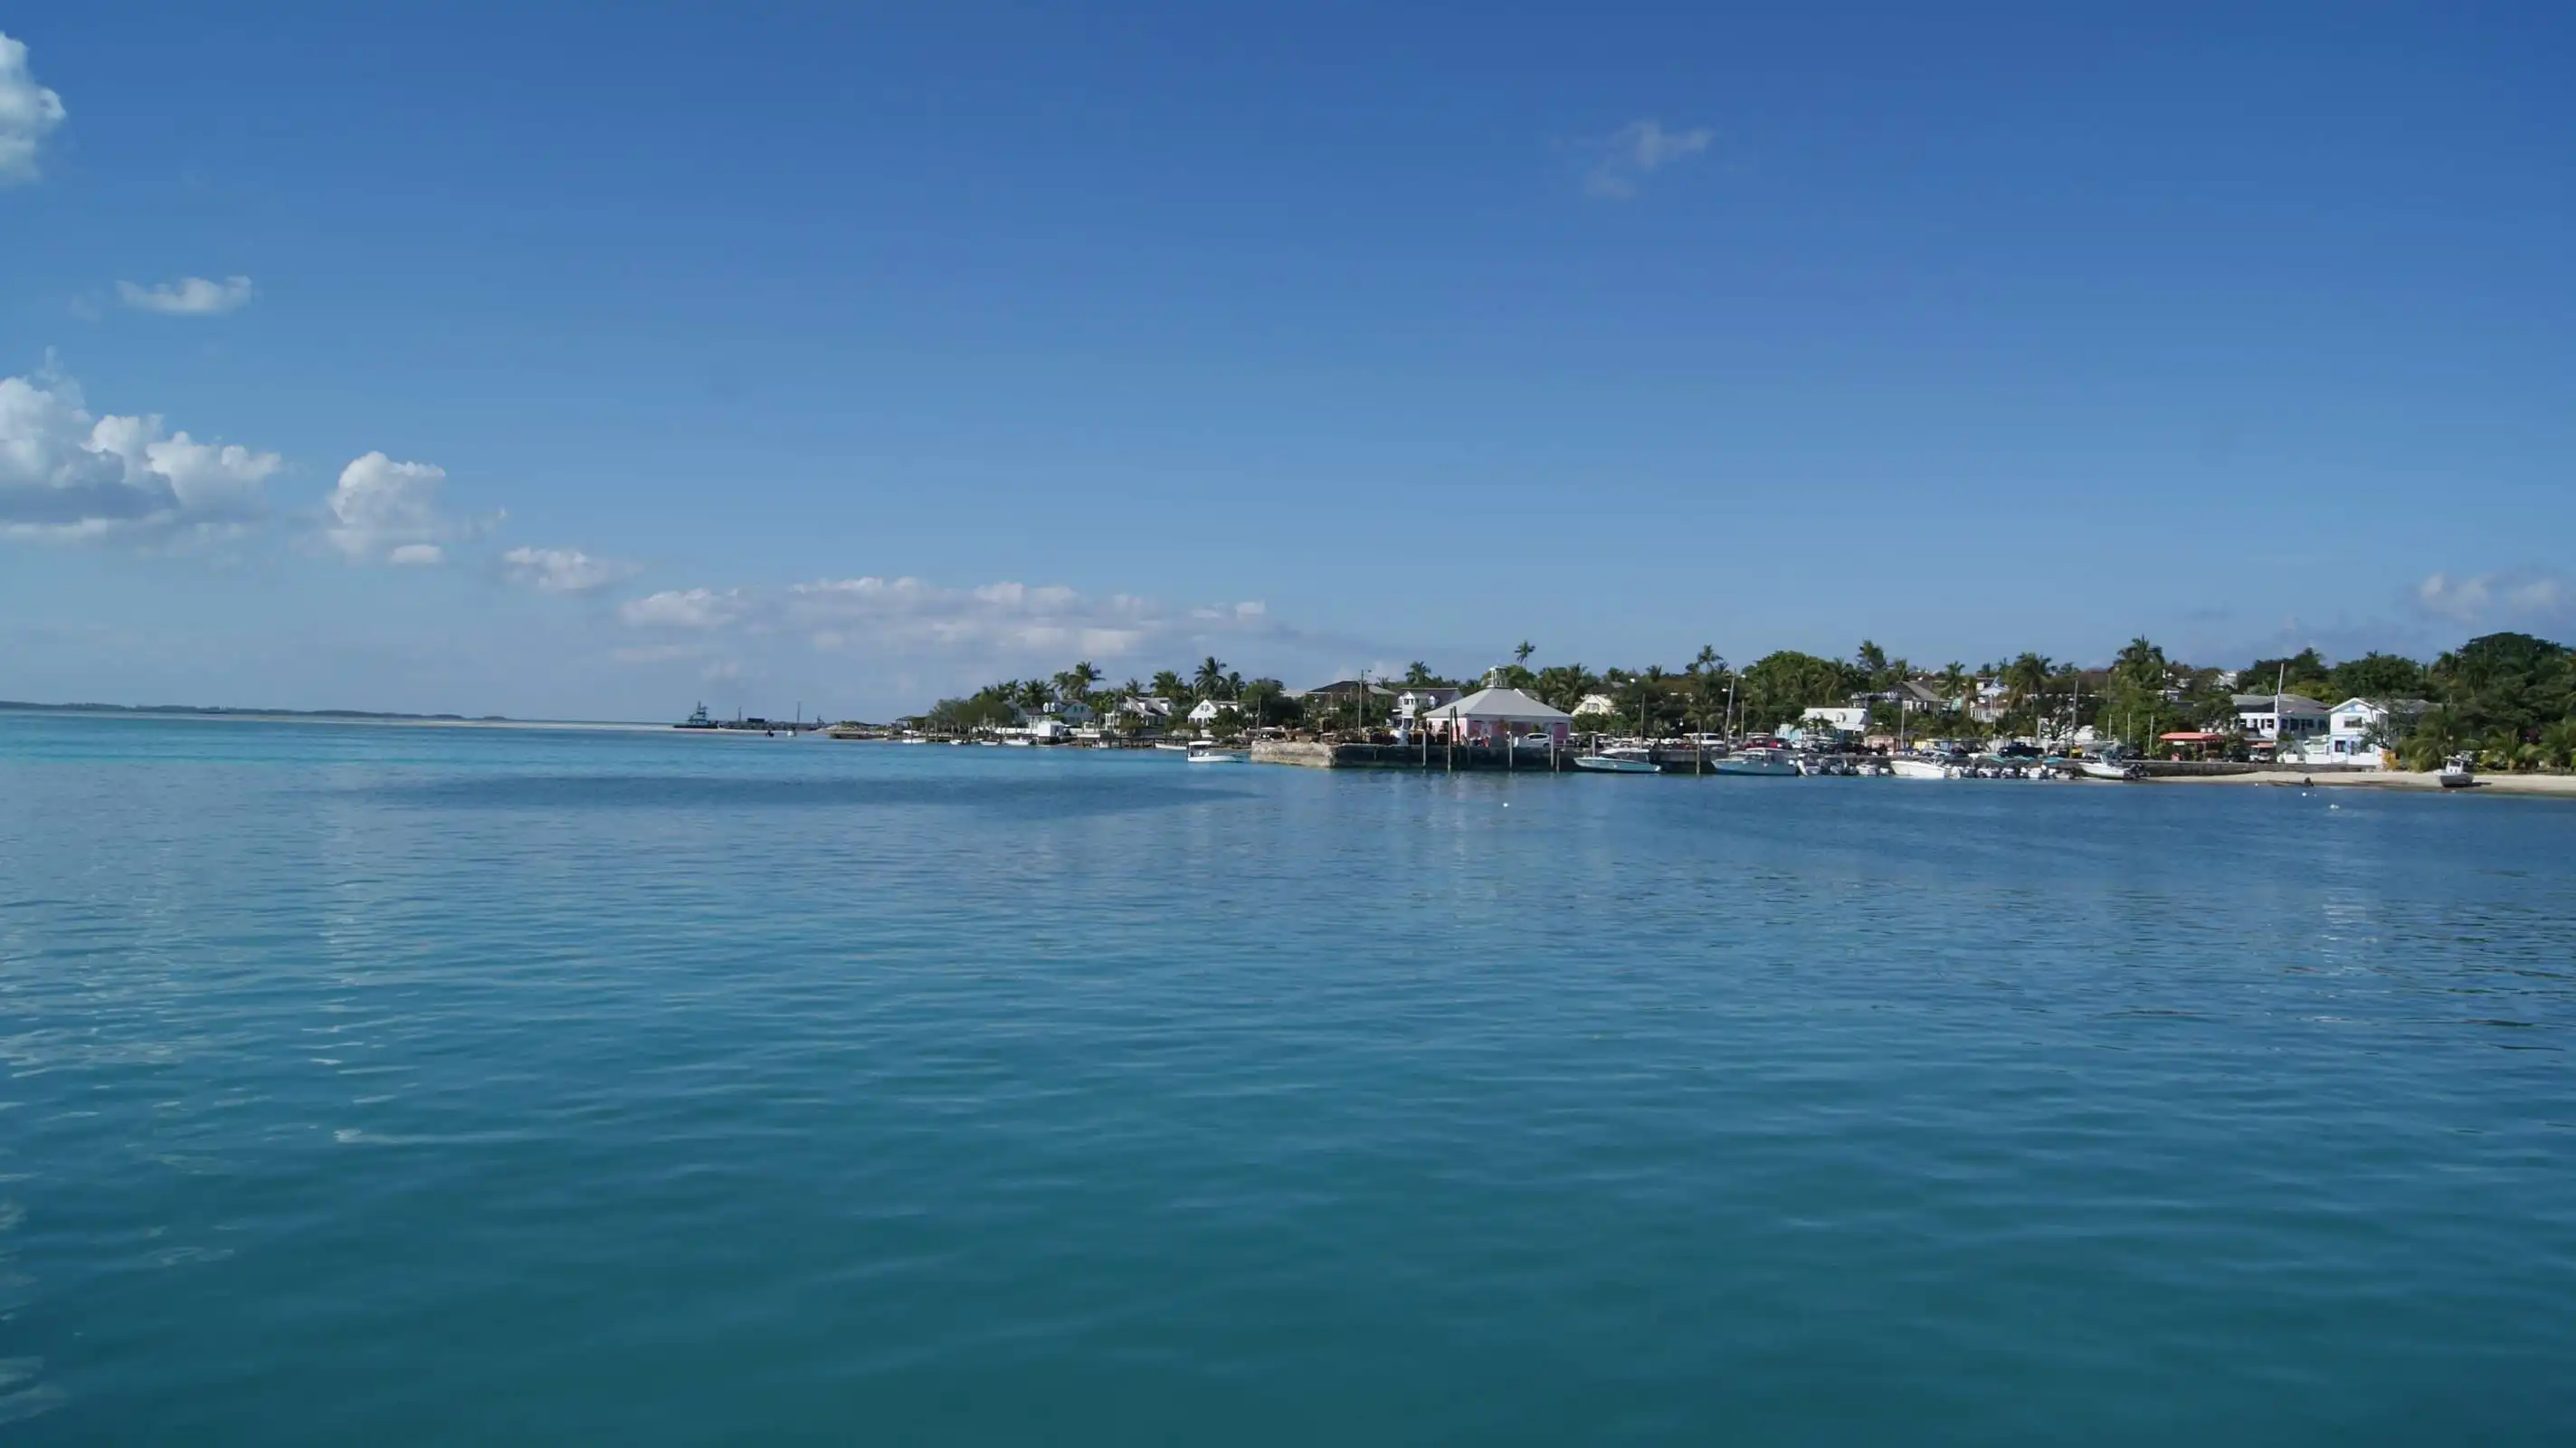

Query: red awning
left=2159, top=731, right=2227, bottom=742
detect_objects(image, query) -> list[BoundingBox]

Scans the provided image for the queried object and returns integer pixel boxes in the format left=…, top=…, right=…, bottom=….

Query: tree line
left=908, top=630, right=2576, bottom=771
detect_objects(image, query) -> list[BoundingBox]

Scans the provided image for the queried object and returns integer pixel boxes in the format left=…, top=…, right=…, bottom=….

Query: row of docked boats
left=1572, top=739, right=2146, bottom=780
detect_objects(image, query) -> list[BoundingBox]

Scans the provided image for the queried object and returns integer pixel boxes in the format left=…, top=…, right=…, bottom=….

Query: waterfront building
left=1421, top=687, right=1573, bottom=746
left=1390, top=687, right=1461, bottom=728
left=2231, top=692, right=2330, bottom=743
left=2310, top=697, right=2429, bottom=767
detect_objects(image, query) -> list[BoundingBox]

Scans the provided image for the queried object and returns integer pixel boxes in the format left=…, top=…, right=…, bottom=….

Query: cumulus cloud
left=0, top=32, right=66, bottom=186
left=608, top=574, right=1287, bottom=671
left=1583, top=119, right=1714, bottom=200
left=0, top=370, right=280, bottom=541
left=2414, top=568, right=2573, bottom=629
left=785, top=576, right=1172, bottom=659
left=323, top=452, right=494, bottom=565
left=118, top=276, right=256, bottom=316
left=620, top=587, right=746, bottom=630
left=501, top=545, right=635, bottom=594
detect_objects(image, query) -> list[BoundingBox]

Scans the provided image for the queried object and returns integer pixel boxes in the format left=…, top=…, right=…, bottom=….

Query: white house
left=2307, top=697, right=2429, bottom=767
left=1800, top=707, right=1869, bottom=736
left=1571, top=693, right=1619, bottom=719
left=2232, top=692, right=2329, bottom=743
left=1422, top=687, right=1573, bottom=745
left=1186, top=698, right=1231, bottom=729
left=1391, top=687, right=1460, bottom=726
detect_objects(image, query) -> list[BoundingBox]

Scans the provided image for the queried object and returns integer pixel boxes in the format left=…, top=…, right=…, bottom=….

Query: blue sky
left=4, top=4, right=2571, bottom=718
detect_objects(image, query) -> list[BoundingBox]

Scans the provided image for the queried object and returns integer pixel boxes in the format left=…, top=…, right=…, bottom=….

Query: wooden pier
left=1251, top=740, right=1736, bottom=774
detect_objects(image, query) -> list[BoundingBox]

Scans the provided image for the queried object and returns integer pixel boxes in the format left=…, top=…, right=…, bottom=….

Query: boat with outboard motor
left=1713, top=745, right=1801, bottom=776
left=1573, top=746, right=1659, bottom=774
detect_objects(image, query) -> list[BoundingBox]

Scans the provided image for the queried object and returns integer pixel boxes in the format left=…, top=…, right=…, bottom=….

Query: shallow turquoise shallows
left=3, top=713, right=2571, bottom=1443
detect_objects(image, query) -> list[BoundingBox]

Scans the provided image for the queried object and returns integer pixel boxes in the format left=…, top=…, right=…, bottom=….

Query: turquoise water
left=3, top=712, right=2571, bottom=1443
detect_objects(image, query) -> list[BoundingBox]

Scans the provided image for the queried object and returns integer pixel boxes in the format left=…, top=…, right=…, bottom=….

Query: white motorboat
left=1573, top=747, right=1659, bottom=774
left=1887, top=756, right=1951, bottom=780
left=1712, top=746, right=1801, bottom=776
left=1185, top=740, right=1249, bottom=765
left=2077, top=756, right=2143, bottom=781
left=2438, top=754, right=2476, bottom=788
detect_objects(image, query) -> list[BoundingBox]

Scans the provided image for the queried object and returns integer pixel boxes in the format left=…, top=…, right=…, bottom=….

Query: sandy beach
left=2150, top=768, right=2576, bottom=798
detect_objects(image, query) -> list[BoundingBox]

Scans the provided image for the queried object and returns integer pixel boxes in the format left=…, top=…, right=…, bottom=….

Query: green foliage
left=1532, top=663, right=1601, bottom=713
left=2246, top=647, right=2334, bottom=700
left=2426, top=633, right=2573, bottom=740
left=2327, top=652, right=2426, bottom=702
left=2100, top=636, right=2175, bottom=747
left=1738, top=651, right=1857, bottom=731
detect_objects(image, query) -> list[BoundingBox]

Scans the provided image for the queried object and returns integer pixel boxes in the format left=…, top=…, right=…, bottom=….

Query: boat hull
left=1887, top=757, right=1950, bottom=780
left=1573, top=756, right=1659, bottom=773
left=1711, top=757, right=1801, bottom=776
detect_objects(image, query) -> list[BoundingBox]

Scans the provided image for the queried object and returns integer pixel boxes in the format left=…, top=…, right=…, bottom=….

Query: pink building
left=1421, top=686, right=1573, bottom=745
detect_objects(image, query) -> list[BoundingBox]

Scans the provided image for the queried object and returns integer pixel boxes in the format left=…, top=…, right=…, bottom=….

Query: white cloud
left=0, top=32, right=66, bottom=186
left=2415, top=568, right=2573, bottom=629
left=323, top=452, right=493, bottom=565
left=610, top=642, right=713, bottom=665
left=1583, top=119, right=1714, bottom=200
left=501, top=545, right=634, bottom=594
left=118, top=276, right=256, bottom=316
left=613, top=574, right=1286, bottom=670
left=620, top=587, right=746, bottom=630
left=0, top=370, right=280, bottom=541
left=785, top=575, right=1168, bottom=658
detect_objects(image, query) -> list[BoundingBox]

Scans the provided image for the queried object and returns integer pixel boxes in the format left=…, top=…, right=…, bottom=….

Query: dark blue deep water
left=3, top=713, right=2571, bottom=1443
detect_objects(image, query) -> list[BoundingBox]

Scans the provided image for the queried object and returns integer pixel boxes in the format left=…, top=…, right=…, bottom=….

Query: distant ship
left=675, top=702, right=717, bottom=730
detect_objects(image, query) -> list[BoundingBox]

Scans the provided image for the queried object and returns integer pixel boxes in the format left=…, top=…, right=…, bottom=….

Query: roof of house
left=1423, top=686, right=1573, bottom=723
left=2231, top=693, right=2329, bottom=712
left=2330, top=696, right=2431, bottom=714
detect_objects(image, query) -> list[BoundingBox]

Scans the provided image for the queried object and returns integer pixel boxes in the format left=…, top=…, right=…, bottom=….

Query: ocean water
left=2, top=713, right=2571, bottom=1443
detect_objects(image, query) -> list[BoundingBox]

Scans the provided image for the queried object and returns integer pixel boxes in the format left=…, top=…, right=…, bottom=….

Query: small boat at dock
left=1712, top=746, right=1801, bottom=776
left=1573, top=746, right=1659, bottom=774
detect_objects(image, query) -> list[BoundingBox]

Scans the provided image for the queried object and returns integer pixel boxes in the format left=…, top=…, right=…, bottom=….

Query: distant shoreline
left=0, top=702, right=661, bottom=733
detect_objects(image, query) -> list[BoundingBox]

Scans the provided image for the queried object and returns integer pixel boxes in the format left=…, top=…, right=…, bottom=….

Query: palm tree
left=1937, top=662, right=1971, bottom=733
left=1150, top=670, right=1185, bottom=703
left=2538, top=718, right=2576, bottom=771
left=1532, top=663, right=1597, bottom=714
left=1855, top=640, right=1890, bottom=690
left=1686, top=647, right=1728, bottom=736
left=1193, top=656, right=1228, bottom=700
left=1514, top=640, right=1535, bottom=667
left=2003, top=653, right=2052, bottom=738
